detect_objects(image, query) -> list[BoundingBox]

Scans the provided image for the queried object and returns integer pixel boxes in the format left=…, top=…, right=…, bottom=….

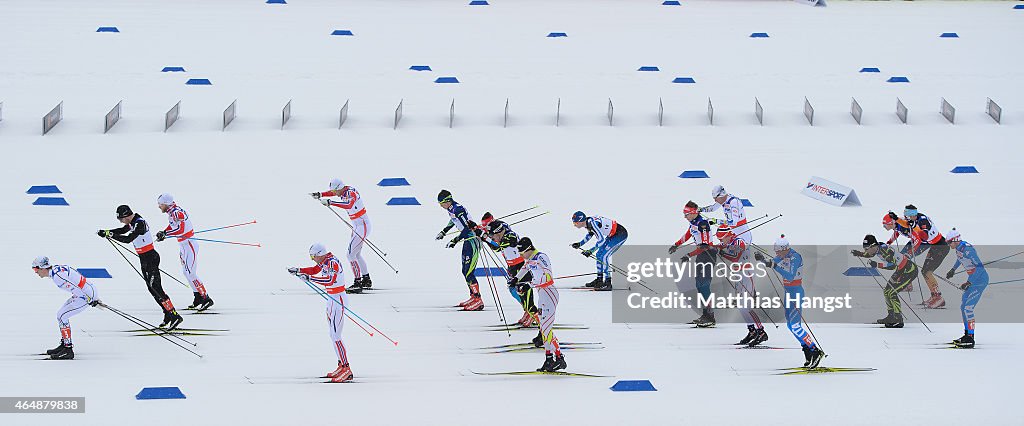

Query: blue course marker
left=409, top=65, right=432, bottom=71
left=940, top=32, right=959, bottom=38
left=162, top=66, right=186, bottom=72
left=740, top=199, right=754, bottom=207
left=266, top=0, right=286, bottom=4
left=96, top=27, right=119, bottom=33
left=1015, top=4, right=1024, bottom=9
left=951, top=166, right=979, bottom=174
left=33, top=197, right=69, bottom=206
left=78, top=268, right=112, bottom=279
left=672, top=77, right=696, bottom=83
left=331, top=30, right=354, bottom=36
left=547, top=32, right=568, bottom=38
left=473, top=267, right=508, bottom=278
left=186, top=78, right=212, bottom=85
left=887, top=76, right=909, bottom=83
left=843, top=267, right=881, bottom=277
left=26, top=185, right=61, bottom=194
left=750, top=32, right=769, bottom=38
left=435, top=77, right=460, bottom=83
left=136, top=387, right=186, bottom=400
left=859, top=67, right=880, bottom=73
left=610, top=380, right=657, bottom=392
left=387, top=197, right=421, bottom=206
left=470, top=0, right=489, bottom=5
left=663, top=1, right=682, bottom=5
left=638, top=66, right=660, bottom=72
left=678, top=170, right=710, bottom=179
left=378, top=178, right=411, bottom=187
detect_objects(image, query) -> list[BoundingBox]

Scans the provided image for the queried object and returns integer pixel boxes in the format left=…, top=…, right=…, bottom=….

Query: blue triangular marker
left=186, top=78, right=212, bottom=85
left=951, top=166, right=978, bottom=174
left=1015, top=4, right=1024, bottom=9
left=435, top=77, right=460, bottom=83
left=750, top=32, right=769, bottom=38
left=266, top=0, right=286, bottom=4
left=887, top=76, right=909, bottom=83
left=33, top=197, right=69, bottom=206
left=136, top=387, right=186, bottom=400
left=78, top=268, right=113, bottom=279
left=663, top=1, right=681, bottom=5
left=473, top=267, right=508, bottom=278
left=610, top=380, right=657, bottom=392
left=469, top=0, right=489, bottom=5
left=740, top=199, right=753, bottom=207
left=162, top=67, right=186, bottom=72
left=859, top=67, right=880, bottom=73
left=27, top=185, right=61, bottom=194
left=638, top=66, right=660, bottom=72
left=96, top=27, right=119, bottom=33
left=940, top=32, right=959, bottom=38
left=378, top=178, right=411, bottom=187
left=843, top=267, right=881, bottom=277
left=678, top=170, right=709, bottom=179
left=409, top=65, right=432, bottom=71
left=672, top=77, right=696, bottom=83
left=331, top=30, right=354, bottom=36
left=547, top=32, right=568, bottom=37
left=387, top=197, right=421, bottom=206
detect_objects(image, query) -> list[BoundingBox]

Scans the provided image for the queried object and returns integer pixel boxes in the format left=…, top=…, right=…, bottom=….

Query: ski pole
left=479, top=248, right=511, bottom=335
left=194, top=220, right=257, bottom=234
left=577, top=248, right=656, bottom=293
left=554, top=272, right=599, bottom=280
left=97, top=302, right=203, bottom=358
left=506, top=211, right=549, bottom=227
left=297, top=276, right=399, bottom=346
left=952, top=249, right=1024, bottom=277
left=295, top=278, right=374, bottom=337
left=186, top=237, right=261, bottom=248
left=443, top=206, right=541, bottom=237
left=322, top=205, right=399, bottom=274
left=497, top=205, right=539, bottom=221
left=109, top=239, right=190, bottom=289
left=990, top=277, right=1024, bottom=285
left=856, top=257, right=932, bottom=333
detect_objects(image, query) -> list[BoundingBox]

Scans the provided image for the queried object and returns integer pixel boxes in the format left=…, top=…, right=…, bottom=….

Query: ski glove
left=850, top=249, right=865, bottom=257
left=96, top=229, right=110, bottom=238
left=679, top=255, right=690, bottom=264
left=310, top=192, right=322, bottom=199
left=869, top=260, right=879, bottom=269
left=960, top=281, right=971, bottom=291
left=946, top=268, right=956, bottom=279
left=320, top=198, right=331, bottom=207
left=435, top=230, right=447, bottom=240
left=88, top=299, right=101, bottom=307
left=446, top=238, right=459, bottom=249
left=571, top=242, right=581, bottom=249
left=581, top=249, right=594, bottom=257
left=155, top=230, right=166, bottom=242
left=287, top=267, right=299, bottom=275
left=668, top=244, right=680, bottom=254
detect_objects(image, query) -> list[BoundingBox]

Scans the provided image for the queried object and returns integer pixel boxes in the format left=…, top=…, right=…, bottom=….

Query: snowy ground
left=1, top=1, right=1022, bottom=424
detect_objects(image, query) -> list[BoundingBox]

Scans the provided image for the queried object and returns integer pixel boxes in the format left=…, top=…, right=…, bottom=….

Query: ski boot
left=924, top=293, right=946, bottom=309
left=50, top=344, right=74, bottom=360
left=593, top=277, right=612, bottom=292
left=159, top=310, right=184, bottom=330
left=532, top=331, right=544, bottom=348
left=806, top=346, right=826, bottom=369
left=802, top=346, right=813, bottom=367
left=737, top=325, right=758, bottom=345
left=360, top=274, right=372, bottom=289
left=196, top=295, right=215, bottom=312
left=517, top=311, right=533, bottom=327
left=329, top=363, right=354, bottom=383
left=186, top=292, right=204, bottom=310
left=550, top=354, right=567, bottom=372
left=347, top=277, right=364, bottom=294
left=45, top=340, right=66, bottom=355
left=953, top=331, right=975, bottom=349
left=695, top=311, right=716, bottom=328
left=748, top=328, right=769, bottom=347
left=584, top=277, right=603, bottom=288
left=462, top=296, right=484, bottom=311
left=883, top=313, right=904, bottom=329
left=537, top=354, right=556, bottom=372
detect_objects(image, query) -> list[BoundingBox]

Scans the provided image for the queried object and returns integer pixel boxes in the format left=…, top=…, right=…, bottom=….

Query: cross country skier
left=98, top=205, right=182, bottom=329
left=510, top=237, right=566, bottom=372
left=715, top=224, right=767, bottom=346
left=896, top=205, right=949, bottom=309
left=435, top=190, right=484, bottom=311
left=944, top=229, right=988, bottom=348
left=701, top=185, right=752, bottom=244
left=484, top=219, right=538, bottom=328
left=754, top=235, right=825, bottom=368
left=851, top=235, right=918, bottom=328
left=311, top=178, right=373, bottom=293
left=570, top=211, right=628, bottom=291
left=669, top=202, right=716, bottom=327
left=881, top=212, right=915, bottom=293
left=32, top=256, right=100, bottom=360
left=155, top=194, right=214, bottom=311
left=288, top=243, right=354, bottom=383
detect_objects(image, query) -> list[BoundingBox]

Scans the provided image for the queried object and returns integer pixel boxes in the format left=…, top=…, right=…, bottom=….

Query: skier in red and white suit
left=32, top=256, right=100, bottom=360
left=512, top=237, right=566, bottom=373
left=289, top=243, right=353, bottom=383
left=312, top=178, right=373, bottom=293
left=715, top=224, right=767, bottom=347
left=156, top=193, right=214, bottom=311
